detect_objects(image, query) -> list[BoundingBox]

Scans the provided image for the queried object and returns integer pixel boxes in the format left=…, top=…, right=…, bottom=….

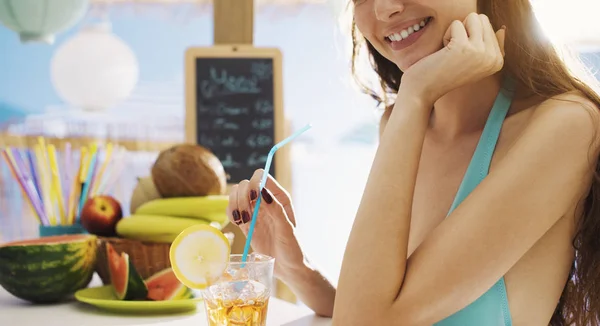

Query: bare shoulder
left=535, top=90, right=599, bottom=125
left=529, top=90, right=600, bottom=149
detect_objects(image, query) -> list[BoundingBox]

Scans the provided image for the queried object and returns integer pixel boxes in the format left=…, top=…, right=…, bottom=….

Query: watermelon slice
left=106, top=243, right=148, bottom=300
left=146, top=267, right=194, bottom=301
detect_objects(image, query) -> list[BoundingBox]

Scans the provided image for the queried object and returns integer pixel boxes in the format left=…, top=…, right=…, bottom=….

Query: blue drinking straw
left=241, top=123, right=313, bottom=264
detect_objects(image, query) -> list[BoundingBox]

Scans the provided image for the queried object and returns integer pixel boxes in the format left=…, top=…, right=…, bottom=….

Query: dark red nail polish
left=250, top=189, right=258, bottom=201
left=261, top=188, right=273, bottom=204
left=242, top=210, right=251, bottom=223
left=233, top=210, right=241, bottom=223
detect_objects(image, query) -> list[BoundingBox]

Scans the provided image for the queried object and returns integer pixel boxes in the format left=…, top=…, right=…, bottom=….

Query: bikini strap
left=447, top=77, right=516, bottom=214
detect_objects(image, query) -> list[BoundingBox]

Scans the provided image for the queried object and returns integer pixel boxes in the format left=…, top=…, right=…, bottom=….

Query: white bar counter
left=0, top=275, right=332, bottom=326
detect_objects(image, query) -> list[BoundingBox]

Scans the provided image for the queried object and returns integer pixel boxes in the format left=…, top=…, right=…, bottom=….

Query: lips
left=383, top=17, right=433, bottom=52
left=385, top=17, right=432, bottom=43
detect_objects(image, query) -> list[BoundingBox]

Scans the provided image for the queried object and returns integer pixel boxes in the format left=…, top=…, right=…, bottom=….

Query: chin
left=386, top=39, right=443, bottom=72
left=394, top=55, right=421, bottom=72
left=385, top=22, right=444, bottom=72
left=392, top=49, right=435, bottom=72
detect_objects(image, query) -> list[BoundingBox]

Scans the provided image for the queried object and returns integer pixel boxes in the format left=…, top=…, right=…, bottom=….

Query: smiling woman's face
left=353, top=0, right=478, bottom=71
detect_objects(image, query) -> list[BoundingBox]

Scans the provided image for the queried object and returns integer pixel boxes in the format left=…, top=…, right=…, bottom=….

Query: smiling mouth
left=385, top=17, right=433, bottom=43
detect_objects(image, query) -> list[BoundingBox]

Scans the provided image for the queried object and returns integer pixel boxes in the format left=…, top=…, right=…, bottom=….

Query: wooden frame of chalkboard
left=184, top=45, right=288, bottom=188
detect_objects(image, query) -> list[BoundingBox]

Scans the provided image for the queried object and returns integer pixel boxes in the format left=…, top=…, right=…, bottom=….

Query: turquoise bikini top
left=434, top=78, right=515, bottom=326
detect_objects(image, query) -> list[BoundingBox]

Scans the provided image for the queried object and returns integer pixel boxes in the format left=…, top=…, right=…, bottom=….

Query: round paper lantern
left=0, top=0, right=89, bottom=44
left=50, top=22, right=139, bottom=111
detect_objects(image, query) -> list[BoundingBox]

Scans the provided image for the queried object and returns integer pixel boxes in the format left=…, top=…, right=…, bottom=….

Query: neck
left=429, top=73, right=504, bottom=139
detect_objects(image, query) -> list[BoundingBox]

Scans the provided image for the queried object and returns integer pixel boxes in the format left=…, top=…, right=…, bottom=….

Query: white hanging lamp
left=0, top=0, right=90, bottom=44
left=50, top=20, right=139, bottom=112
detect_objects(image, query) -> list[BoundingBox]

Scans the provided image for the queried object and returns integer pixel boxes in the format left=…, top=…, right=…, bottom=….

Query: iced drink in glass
left=202, top=253, right=274, bottom=326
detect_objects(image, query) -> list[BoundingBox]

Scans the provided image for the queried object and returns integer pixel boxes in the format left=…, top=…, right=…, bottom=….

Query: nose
left=373, top=0, right=405, bottom=22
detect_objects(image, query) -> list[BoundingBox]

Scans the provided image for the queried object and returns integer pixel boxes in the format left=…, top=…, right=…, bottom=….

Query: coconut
left=151, top=144, right=227, bottom=197
left=129, top=176, right=162, bottom=213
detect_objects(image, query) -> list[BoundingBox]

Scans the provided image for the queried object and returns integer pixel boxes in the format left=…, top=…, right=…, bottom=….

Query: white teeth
left=387, top=19, right=429, bottom=42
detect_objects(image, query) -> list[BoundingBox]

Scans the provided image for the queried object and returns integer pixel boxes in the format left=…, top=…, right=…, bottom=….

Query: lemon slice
left=169, top=224, right=231, bottom=290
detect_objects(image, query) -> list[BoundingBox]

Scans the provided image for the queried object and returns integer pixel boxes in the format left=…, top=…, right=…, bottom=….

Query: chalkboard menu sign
left=185, top=46, right=285, bottom=184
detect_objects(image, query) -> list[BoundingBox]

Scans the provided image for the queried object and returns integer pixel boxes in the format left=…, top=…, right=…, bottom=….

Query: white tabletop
left=0, top=275, right=332, bottom=326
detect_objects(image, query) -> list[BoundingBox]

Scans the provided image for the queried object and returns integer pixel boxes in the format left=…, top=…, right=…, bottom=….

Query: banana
left=116, top=214, right=214, bottom=243
left=134, top=196, right=229, bottom=226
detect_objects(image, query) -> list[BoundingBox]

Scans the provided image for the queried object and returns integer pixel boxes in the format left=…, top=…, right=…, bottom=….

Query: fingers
left=496, top=26, right=506, bottom=57
left=248, top=170, right=263, bottom=203
left=479, top=14, right=496, bottom=49
left=249, top=169, right=290, bottom=202
left=463, top=12, right=483, bottom=44
left=225, top=180, right=252, bottom=229
left=444, top=20, right=468, bottom=48
left=226, top=168, right=296, bottom=233
left=258, top=187, right=295, bottom=231
left=479, top=15, right=504, bottom=57
left=233, top=183, right=290, bottom=229
left=227, top=184, right=243, bottom=226
left=236, top=180, right=252, bottom=225
left=248, top=168, right=296, bottom=226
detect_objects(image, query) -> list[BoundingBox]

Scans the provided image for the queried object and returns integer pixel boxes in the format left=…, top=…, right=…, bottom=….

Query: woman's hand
left=401, top=13, right=506, bottom=106
left=226, top=169, right=305, bottom=278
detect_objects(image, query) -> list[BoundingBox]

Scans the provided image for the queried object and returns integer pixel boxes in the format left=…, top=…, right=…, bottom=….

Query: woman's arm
left=279, top=259, right=337, bottom=317
left=333, top=90, right=431, bottom=324
left=274, top=106, right=395, bottom=318
left=332, top=91, right=599, bottom=326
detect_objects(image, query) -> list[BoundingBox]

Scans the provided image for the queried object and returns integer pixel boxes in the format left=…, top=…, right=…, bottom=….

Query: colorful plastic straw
left=241, top=123, right=313, bottom=264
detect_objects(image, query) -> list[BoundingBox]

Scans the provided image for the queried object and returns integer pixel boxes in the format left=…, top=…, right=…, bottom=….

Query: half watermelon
left=146, top=267, right=194, bottom=301
left=106, top=243, right=148, bottom=300
left=0, top=234, right=97, bottom=303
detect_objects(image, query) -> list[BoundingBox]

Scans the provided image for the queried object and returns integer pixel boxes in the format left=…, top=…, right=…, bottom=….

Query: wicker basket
left=95, top=233, right=235, bottom=285
left=96, top=237, right=171, bottom=285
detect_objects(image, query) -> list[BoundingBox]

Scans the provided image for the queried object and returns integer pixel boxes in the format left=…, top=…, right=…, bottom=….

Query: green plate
left=75, top=285, right=203, bottom=314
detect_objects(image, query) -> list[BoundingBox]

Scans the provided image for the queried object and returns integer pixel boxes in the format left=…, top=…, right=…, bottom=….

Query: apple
left=80, top=195, right=123, bottom=236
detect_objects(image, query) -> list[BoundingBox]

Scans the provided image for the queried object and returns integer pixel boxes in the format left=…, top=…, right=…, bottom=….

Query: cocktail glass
left=202, top=253, right=275, bottom=326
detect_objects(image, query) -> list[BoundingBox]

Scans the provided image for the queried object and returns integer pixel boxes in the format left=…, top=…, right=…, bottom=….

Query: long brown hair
left=349, top=0, right=600, bottom=325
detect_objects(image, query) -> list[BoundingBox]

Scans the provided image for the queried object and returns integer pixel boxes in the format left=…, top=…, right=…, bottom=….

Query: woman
left=226, top=0, right=600, bottom=325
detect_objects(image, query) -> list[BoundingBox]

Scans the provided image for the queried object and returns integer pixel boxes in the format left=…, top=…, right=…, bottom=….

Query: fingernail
left=250, top=189, right=258, bottom=201
left=233, top=210, right=241, bottom=224
left=261, top=188, right=273, bottom=204
left=241, top=210, right=251, bottom=223
left=501, top=25, right=507, bottom=30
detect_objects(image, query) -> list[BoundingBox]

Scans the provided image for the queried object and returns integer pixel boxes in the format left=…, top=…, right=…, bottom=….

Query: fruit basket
left=96, top=237, right=171, bottom=285
left=95, top=234, right=234, bottom=285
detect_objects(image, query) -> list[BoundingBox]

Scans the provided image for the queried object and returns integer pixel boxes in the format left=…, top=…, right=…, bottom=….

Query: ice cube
left=238, top=280, right=267, bottom=301
left=227, top=305, right=254, bottom=324
left=223, top=283, right=242, bottom=301
left=237, top=282, right=255, bottom=302
left=207, top=282, right=239, bottom=302
left=225, top=265, right=237, bottom=277
left=233, top=266, right=250, bottom=280
left=247, top=252, right=259, bottom=262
